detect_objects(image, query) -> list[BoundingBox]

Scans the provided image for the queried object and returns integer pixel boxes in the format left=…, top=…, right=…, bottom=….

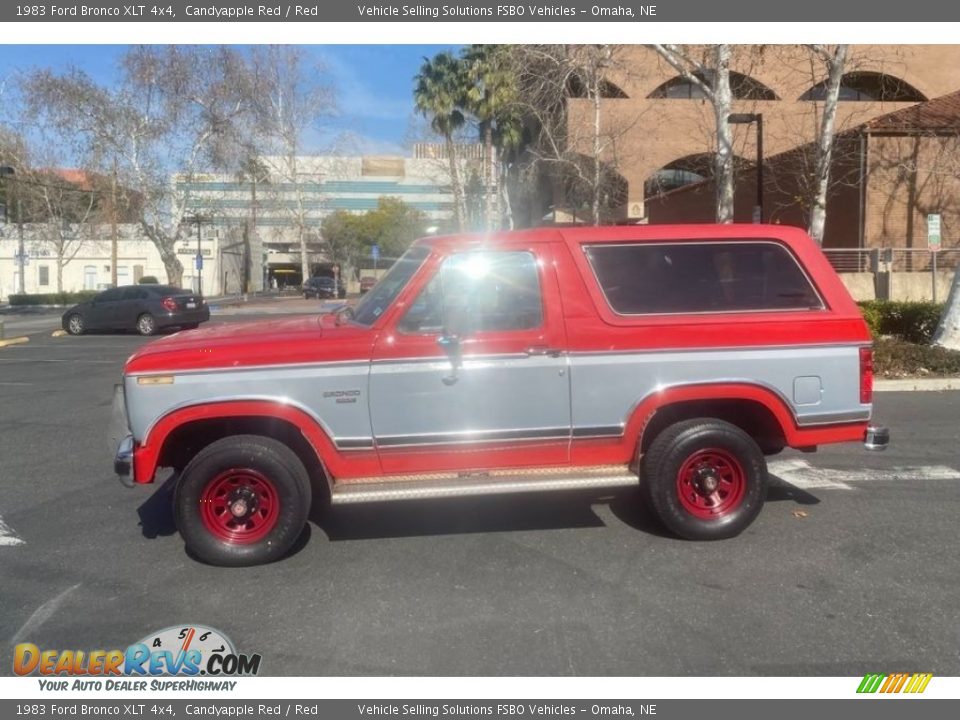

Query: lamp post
left=727, top=113, right=764, bottom=223
left=185, top=213, right=206, bottom=295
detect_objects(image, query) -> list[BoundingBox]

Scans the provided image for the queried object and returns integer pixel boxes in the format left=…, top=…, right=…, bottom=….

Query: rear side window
left=584, top=241, right=824, bottom=314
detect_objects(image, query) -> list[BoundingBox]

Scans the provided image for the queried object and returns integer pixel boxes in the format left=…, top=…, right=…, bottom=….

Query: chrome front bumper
left=110, top=383, right=135, bottom=487
left=865, top=425, right=890, bottom=451
left=115, top=435, right=135, bottom=487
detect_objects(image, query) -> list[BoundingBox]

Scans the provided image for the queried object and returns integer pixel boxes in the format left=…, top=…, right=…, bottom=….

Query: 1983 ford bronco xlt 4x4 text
left=112, top=225, right=888, bottom=566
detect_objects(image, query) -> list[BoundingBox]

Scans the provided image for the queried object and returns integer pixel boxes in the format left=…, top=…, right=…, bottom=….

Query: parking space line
left=769, top=458, right=960, bottom=490
left=0, top=515, right=25, bottom=547
left=10, top=583, right=81, bottom=646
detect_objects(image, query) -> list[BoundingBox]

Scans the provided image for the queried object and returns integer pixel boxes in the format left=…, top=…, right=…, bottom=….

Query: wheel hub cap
left=199, top=468, right=279, bottom=544
left=676, top=448, right=747, bottom=520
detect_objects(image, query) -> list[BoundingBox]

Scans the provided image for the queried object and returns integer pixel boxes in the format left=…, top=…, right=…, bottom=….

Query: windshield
left=350, top=245, right=432, bottom=326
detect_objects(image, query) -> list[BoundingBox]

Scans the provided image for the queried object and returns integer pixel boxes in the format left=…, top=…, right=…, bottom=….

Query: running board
left=330, top=465, right=639, bottom=505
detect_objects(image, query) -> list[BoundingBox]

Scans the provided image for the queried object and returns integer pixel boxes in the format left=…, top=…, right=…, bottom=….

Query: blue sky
left=0, top=45, right=461, bottom=156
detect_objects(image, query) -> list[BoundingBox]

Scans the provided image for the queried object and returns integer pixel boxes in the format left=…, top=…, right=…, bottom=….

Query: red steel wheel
left=675, top=448, right=747, bottom=520
left=641, top=419, right=768, bottom=540
left=199, top=468, right=281, bottom=545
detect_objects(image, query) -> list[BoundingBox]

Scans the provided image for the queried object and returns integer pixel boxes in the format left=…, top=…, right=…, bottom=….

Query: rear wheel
left=66, top=314, right=85, bottom=336
left=175, top=435, right=311, bottom=567
left=641, top=418, right=767, bottom=540
left=136, top=313, right=157, bottom=336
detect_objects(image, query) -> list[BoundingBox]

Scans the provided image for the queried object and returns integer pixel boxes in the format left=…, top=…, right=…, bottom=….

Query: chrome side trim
left=571, top=425, right=624, bottom=438
left=375, top=426, right=570, bottom=448
left=337, top=437, right=376, bottom=450
left=130, top=359, right=370, bottom=378
left=796, top=409, right=872, bottom=426
left=568, top=341, right=871, bottom=358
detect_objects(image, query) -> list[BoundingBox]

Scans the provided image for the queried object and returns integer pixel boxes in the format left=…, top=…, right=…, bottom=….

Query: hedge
left=873, top=337, right=960, bottom=377
left=8, top=291, right=98, bottom=306
left=858, top=300, right=944, bottom=345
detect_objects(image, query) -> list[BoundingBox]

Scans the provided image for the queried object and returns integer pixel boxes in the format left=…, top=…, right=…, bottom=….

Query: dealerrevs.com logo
left=14, top=625, right=261, bottom=688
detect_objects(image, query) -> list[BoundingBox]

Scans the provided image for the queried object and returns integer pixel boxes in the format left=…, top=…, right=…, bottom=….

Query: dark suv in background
left=303, top=276, right=346, bottom=299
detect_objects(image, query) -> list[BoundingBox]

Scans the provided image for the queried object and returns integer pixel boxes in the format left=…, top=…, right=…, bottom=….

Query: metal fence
left=823, top=248, right=960, bottom=273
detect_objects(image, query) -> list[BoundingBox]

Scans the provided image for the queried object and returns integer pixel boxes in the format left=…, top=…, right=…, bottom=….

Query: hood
left=125, top=314, right=373, bottom=374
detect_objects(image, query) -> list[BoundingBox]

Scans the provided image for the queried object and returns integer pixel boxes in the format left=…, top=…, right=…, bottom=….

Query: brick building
left=561, top=45, right=960, bottom=223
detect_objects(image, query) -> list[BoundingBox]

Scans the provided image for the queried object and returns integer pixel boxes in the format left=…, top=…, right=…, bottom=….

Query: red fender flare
left=132, top=400, right=379, bottom=484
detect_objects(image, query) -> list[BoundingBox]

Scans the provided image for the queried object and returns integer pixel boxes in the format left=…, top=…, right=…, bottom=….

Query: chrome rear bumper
left=865, top=425, right=890, bottom=451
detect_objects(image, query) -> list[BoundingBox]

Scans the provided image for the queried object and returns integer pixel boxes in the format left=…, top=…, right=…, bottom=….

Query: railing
left=823, top=248, right=960, bottom=273
left=822, top=249, right=877, bottom=273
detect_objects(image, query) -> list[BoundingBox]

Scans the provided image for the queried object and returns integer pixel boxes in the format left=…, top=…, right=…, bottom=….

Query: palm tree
left=414, top=52, right=468, bottom=232
left=463, top=45, right=519, bottom=231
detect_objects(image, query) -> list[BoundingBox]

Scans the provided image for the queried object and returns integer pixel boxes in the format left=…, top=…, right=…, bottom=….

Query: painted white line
left=0, top=515, right=25, bottom=547
left=768, top=459, right=853, bottom=490
left=0, top=382, right=33, bottom=386
left=9, top=583, right=82, bottom=646
left=769, top=459, right=960, bottom=490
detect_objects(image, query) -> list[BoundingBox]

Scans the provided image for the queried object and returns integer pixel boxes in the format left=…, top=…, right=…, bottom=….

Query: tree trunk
left=808, top=45, right=848, bottom=245
left=446, top=134, right=466, bottom=232
left=299, top=223, right=310, bottom=284
left=933, top=269, right=960, bottom=350
left=484, top=124, right=495, bottom=231
left=160, top=250, right=184, bottom=287
left=57, top=258, right=64, bottom=293
left=713, top=45, right=735, bottom=224
left=500, top=152, right=515, bottom=231
left=592, top=77, right=602, bottom=226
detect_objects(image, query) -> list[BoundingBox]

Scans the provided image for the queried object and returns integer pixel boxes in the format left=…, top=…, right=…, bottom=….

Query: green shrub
left=858, top=300, right=944, bottom=344
left=8, top=291, right=98, bottom=306
left=873, top=337, right=960, bottom=377
left=138, top=276, right=160, bottom=284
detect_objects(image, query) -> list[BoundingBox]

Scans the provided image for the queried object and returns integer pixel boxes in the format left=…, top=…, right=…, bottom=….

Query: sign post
left=928, top=213, right=941, bottom=302
left=371, top=243, right=380, bottom=272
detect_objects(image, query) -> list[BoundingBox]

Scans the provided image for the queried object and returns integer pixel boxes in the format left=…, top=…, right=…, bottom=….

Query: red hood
left=125, top=315, right=373, bottom=374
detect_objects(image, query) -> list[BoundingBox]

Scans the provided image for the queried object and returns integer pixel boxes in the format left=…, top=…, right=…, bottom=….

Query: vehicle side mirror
left=437, top=333, right=462, bottom=386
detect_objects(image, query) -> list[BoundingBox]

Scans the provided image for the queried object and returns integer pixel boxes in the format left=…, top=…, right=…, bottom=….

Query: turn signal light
left=859, top=347, right=874, bottom=404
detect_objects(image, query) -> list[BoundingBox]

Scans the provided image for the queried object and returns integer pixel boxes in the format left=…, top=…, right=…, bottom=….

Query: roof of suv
left=414, top=224, right=815, bottom=252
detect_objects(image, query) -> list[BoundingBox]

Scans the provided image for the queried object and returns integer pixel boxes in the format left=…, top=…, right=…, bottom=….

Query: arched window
left=648, top=72, right=779, bottom=100
left=799, top=72, right=927, bottom=102
left=645, top=154, right=749, bottom=198
left=566, top=76, right=629, bottom=99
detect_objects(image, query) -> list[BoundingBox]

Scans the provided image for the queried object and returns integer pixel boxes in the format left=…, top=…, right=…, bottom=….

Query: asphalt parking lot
left=1, top=312, right=959, bottom=676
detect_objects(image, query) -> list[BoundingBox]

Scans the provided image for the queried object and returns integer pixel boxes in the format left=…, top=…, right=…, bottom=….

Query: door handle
left=525, top=346, right=564, bottom=358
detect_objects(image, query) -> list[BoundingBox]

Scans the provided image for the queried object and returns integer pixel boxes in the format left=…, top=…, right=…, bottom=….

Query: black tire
left=136, top=313, right=157, bottom=336
left=641, top=418, right=767, bottom=541
left=66, top=313, right=85, bottom=336
left=175, top=435, right=311, bottom=567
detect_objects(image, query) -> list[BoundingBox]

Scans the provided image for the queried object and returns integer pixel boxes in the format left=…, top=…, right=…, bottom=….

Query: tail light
left=161, top=297, right=177, bottom=312
left=859, top=346, right=874, bottom=404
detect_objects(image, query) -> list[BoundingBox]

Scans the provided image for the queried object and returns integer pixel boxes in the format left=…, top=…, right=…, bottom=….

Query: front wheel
left=66, top=314, right=85, bottom=336
left=136, top=313, right=157, bottom=336
left=641, top=418, right=767, bottom=541
left=175, top=435, right=311, bottom=567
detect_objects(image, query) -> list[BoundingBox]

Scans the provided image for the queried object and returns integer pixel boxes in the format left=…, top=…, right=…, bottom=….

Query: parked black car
left=61, top=285, right=210, bottom=336
left=303, top=275, right=346, bottom=299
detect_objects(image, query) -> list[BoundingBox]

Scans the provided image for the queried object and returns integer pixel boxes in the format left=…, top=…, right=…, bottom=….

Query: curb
left=0, top=336, right=29, bottom=348
left=876, top=378, right=960, bottom=392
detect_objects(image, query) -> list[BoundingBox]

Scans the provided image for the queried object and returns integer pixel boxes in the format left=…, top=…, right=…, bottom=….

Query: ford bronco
left=112, top=225, right=888, bottom=566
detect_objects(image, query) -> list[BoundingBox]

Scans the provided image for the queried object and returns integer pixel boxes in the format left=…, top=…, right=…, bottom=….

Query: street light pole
left=727, top=113, right=765, bottom=223
left=195, top=214, right=203, bottom=296
left=17, top=195, right=24, bottom=294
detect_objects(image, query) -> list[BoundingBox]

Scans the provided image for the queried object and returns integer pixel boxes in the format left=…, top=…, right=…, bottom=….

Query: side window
left=584, top=241, right=823, bottom=314
left=399, top=251, right=544, bottom=334
left=97, top=288, right=124, bottom=302
left=121, top=287, right=147, bottom=301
